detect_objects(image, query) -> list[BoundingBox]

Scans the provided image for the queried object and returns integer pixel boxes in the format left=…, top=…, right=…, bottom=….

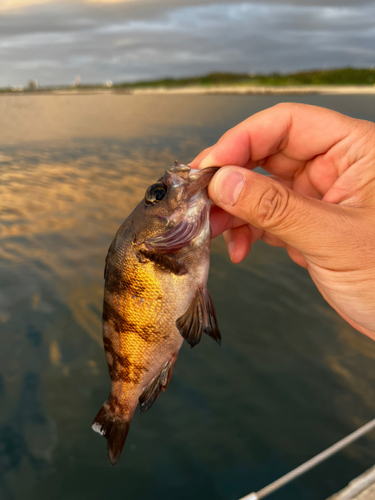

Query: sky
left=0, top=0, right=374, bottom=88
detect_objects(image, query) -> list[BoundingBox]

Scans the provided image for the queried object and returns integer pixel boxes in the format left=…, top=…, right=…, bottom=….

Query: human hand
left=190, top=103, right=375, bottom=340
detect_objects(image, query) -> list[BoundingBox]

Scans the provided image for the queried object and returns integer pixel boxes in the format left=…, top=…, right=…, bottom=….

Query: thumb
left=208, top=166, right=351, bottom=257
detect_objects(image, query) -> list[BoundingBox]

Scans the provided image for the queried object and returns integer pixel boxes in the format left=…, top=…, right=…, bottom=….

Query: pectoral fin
left=142, top=211, right=207, bottom=253
left=139, top=353, right=178, bottom=413
left=176, top=288, right=221, bottom=348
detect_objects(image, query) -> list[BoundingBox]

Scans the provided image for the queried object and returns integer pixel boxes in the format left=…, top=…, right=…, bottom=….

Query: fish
left=92, top=161, right=221, bottom=465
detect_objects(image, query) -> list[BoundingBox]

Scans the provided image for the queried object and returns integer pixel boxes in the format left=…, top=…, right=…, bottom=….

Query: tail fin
left=92, top=402, right=131, bottom=465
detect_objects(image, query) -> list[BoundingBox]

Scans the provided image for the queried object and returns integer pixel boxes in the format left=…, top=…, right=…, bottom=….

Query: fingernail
left=214, top=168, right=245, bottom=206
left=227, top=241, right=236, bottom=261
left=199, top=153, right=215, bottom=169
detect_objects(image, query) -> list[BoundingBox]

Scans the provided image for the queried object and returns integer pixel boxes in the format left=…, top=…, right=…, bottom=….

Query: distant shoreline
left=129, top=85, right=375, bottom=95
left=3, top=68, right=375, bottom=95
left=1, top=85, right=375, bottom=96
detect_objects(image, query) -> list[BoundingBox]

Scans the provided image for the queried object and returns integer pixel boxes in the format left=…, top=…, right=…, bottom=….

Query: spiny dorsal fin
left=104, top=239, right=115, bottom=280
left=139, top=357, right=176, bottom=413
left=176, top=288, right=221, bottom=348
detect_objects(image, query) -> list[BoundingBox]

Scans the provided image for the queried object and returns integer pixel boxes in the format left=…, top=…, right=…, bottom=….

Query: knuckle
left=254, top=184, right=291, bottom=228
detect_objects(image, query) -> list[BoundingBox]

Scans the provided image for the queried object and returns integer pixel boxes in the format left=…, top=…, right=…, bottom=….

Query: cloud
left=0, top=0, right=49, bottom=11
left=0, top=0, right=137, bottom=12
left=0, top=1, right=374, bottom=87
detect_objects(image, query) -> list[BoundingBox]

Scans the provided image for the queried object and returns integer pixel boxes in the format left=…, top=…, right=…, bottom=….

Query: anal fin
left=139, top=353, right=178, bottom=413
left=176, top=288, right=221, bottom=348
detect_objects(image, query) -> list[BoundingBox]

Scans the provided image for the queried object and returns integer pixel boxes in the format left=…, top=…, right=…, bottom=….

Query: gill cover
left=142, top=162, right=218, bottom=252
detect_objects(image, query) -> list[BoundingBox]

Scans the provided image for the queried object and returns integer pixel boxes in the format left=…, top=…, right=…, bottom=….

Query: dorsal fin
left=104, top=239, right=115, bottom=280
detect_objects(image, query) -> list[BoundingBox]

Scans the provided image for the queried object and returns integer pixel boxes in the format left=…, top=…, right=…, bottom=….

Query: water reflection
left=0, top=94, right=374, bottom=500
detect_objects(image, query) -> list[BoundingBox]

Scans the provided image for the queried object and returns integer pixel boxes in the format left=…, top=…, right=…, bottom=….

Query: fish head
left=133, top=161, right=218, bottom=250
left=153, top=160, right=218, bottom=214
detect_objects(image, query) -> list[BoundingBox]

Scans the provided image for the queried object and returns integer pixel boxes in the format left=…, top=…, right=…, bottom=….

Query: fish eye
left=145, top=183, right=167, bottom=205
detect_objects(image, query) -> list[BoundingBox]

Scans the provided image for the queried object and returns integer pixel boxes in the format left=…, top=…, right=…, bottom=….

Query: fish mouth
left=186, top=167, right=219, bottom=197
left=168, top=161, right=219, bottom=197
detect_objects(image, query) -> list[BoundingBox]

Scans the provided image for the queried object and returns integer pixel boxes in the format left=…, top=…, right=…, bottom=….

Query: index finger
left=190, top=103, right=353, bottom=173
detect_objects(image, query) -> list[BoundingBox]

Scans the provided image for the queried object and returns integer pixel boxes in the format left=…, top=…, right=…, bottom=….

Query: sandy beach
left=2, top=84, right=375, bottom=97
left=129, top=84, right=375, bottom=95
